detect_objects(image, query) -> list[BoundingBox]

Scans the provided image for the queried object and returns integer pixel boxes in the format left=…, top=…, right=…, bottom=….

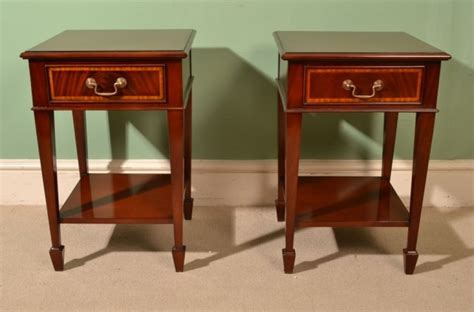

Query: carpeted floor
left=1, top=204, right=473, bottom=311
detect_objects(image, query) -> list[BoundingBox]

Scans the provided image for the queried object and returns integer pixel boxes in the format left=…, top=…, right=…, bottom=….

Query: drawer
left=304, top=67, right=424, bottom=105
left=47, top=65, right=166, bottom=102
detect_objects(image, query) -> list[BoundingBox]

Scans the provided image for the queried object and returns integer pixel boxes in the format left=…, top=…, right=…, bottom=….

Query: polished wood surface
left=72, top=111, right=88, bottom=176
left=404, top=112, right=436, bottom=274
left=282, top=113, right=302, bottom=273
left=274, top=31, right=451, bottom=60
left=274, top=31, right=450, bottom=274
left=277, top=60, right=440, bottom=113
left=26, top=62, right=192, bottom=111
left=23, top=29, right=195, bottom=271
left=184, top=92, right=193, bottom=220
left=21, top=30, right=195, bottom=59
left=167, top=108, right=186, bottom=272
left=382, top=112, right=398, bottom=180
left=48, top=66, right=166, bottom=102
left=34, top=111, right=64, bottom=271
left=61, top=174, right=173, bottom=224
left=305, top=66, right=423, bottom=104
left=275, top=93, right=286, bottom=222
left=295, top=177, right=409, bottom=227
left=277, top=62, right=442, bottom=113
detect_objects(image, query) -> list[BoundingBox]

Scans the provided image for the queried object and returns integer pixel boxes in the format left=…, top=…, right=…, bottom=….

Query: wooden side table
left=273, top=31, right=450, bottom=274
left=21, top=29, right=196, bottom=272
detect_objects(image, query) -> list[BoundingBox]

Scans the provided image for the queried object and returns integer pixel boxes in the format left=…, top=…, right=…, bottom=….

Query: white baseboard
left=1, top=159, right=473, bottom=173
left=1, top=159, right=473, bottom=208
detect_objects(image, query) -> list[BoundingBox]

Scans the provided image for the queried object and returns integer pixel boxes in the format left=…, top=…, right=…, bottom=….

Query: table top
left=273, top=31, right=450, bottom=61
left=21, top=29, right=196, bottom=59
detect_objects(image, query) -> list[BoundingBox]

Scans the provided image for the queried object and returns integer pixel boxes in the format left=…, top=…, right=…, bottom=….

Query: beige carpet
left=1, top=204, right=473, bottom=311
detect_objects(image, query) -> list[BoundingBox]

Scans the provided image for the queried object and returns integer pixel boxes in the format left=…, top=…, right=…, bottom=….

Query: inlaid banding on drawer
left=305, top=67, right=424, bottom=104
left=48, top=66, right=166, bottom=102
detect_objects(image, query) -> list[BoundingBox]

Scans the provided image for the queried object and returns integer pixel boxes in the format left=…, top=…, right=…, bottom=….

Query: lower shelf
left=60, top=173, right=173, bottom=224
left=295, top=176, right=409, bottom=227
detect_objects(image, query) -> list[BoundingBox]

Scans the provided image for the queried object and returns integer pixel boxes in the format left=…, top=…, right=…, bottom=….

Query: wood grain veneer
left=48, top=65, right=166, bottom=102
left=304, top=66, right=423, bottom=104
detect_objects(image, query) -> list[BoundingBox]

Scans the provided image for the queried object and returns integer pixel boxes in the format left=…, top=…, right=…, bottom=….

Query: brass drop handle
left=342, top=79, right=384, bottom=99
left=85, top=77, right=127, bottom=97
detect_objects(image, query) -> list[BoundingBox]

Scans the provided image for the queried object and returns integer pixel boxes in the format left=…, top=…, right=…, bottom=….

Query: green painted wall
left=1, top=0, right=472, bottom=160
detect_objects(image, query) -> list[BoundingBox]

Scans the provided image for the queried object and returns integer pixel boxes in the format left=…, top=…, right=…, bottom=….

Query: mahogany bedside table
left=21, top=29, right=195, bottom=272
left=273, top=31, right=450, bottom=274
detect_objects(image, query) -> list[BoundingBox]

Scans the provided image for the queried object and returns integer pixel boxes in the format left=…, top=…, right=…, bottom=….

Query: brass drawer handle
left=342, top=79, right=384, bottom=99
left=85, top=77, right=127, bottom=97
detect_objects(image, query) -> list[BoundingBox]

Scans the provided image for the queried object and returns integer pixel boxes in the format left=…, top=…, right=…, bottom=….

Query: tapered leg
left=275, top=94, right=286, bottom=222
left=404, top=113, right=436, bottom=274
left=72, top=111, right=88, bottom=176
left=106, top=111, right=127, bottom=170
left=34, top=111, right=64, bottom=271
left=184, top=92, right=194, bottom=220
left=168, top=110, right=186, bottom=272
left=282, top=113, right=302, bottom=274
left=381, top=112, right=398, bottom=180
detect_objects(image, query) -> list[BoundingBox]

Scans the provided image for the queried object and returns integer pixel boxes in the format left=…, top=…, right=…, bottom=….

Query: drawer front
left=48, top=65, right=166, bottom=102
left=304, top=67, right=424, bottom=105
